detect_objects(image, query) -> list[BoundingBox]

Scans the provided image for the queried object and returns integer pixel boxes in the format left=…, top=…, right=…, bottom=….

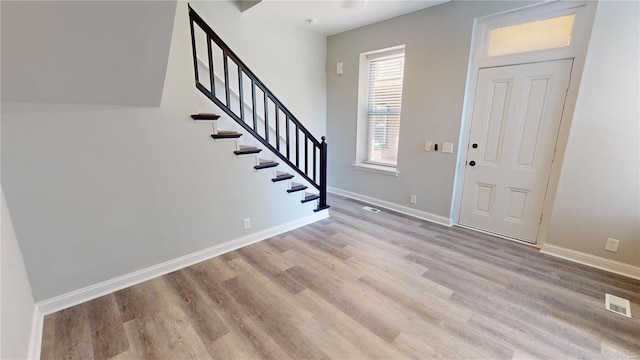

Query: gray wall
left=327, top=0, right=639, bottom=268
left=326, top=1, right=533, bottom=218
left=1, top=1, right=176, bottom=107
left=1, top=0, right=327, bottom=301
left=547, top=1, right=640, bottom=267
left=1, top=188, right=36, bottom=360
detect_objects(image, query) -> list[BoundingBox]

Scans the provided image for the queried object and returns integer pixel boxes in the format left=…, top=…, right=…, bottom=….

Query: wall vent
left=605, top=294, right=632, bottom=318
left=362, top=206, right=381, bottom=213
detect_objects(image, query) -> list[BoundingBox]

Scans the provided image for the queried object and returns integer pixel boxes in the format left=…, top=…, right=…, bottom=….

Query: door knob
left=472, top=143, right=478, bottom=149
left=469, top=160, right=476, bottom=166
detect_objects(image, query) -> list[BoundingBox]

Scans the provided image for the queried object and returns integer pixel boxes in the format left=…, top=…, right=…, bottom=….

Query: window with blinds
left=365, top=49, right=405, bottom=167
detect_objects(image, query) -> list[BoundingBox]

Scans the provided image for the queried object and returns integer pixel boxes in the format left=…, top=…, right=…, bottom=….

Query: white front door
left=459, top=59, right=572, bottom=243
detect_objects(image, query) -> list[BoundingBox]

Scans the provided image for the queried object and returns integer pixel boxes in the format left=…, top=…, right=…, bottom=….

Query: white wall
left=1, top=188, right=36, bottom=360
left=546, top=1, right=640, bottom=267
left=190, top=0, right=327, bottom=137
left=1, top=0, right=327, bottom=301
left=1, top=1, right=176, bottom=107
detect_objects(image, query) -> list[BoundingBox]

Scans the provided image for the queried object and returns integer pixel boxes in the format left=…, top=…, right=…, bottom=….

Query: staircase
left=187, top=8, right=328, bottom=212
left=192, top=113, right=321, bottom=206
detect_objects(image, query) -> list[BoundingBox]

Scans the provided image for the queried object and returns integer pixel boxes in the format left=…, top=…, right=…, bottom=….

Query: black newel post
left=315, top=136, right=330, bottom=212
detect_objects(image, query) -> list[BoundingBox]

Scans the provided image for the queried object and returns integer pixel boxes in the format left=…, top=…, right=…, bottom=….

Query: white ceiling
left=240, top=0, right=450, bottom=36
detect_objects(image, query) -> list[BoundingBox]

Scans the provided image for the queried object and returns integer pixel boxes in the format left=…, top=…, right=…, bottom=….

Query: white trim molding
left=455, top=224, right=540, bottom=249
left=27, top=306, right=43, bottom=360
left=36, top=210, right=328, bottom=316
left=352, top=163, right=399, bottom=176
left=328, top=186, right=452, bottom=227
left=541, top=244, right=640, bottom=280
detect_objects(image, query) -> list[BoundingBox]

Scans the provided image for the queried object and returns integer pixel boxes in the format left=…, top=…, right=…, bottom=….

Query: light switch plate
left=442, top=142, right=454, bottom=154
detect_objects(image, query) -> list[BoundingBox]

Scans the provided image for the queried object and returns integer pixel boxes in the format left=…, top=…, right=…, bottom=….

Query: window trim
left=352, top=163, right=400, bottom=176
left=355, top=45, right=406, bottom=173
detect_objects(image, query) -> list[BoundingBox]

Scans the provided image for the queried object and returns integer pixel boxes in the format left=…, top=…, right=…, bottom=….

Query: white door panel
left=460, top=59, right=572, bottom=243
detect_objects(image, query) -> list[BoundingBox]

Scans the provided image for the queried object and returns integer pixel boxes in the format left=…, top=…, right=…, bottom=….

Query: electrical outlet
left=604, top=238, right=620, bottom=252
left=424, top=141, right=432, bottom=151
left=243, top=218, right=251, bottom=230
left=410, top=195, right=417, bottom=204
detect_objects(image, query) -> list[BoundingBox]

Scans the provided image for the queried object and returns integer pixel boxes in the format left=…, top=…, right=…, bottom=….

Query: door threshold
left=454, top=224, right=540, bottom=249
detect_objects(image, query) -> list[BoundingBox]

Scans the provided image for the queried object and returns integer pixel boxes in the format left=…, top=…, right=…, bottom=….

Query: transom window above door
left=488, top=14, right=576, bottom=57
left=476, top=3, right=590, bottom=68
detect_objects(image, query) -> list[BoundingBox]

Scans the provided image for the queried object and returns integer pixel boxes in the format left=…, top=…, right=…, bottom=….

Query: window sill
left=352, top=163, right=399, bottom=176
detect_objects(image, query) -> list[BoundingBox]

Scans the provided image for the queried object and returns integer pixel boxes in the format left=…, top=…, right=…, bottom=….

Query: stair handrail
left=188, top=5, right=328, bottom=211
left=195, top=56, right=287, bottom=145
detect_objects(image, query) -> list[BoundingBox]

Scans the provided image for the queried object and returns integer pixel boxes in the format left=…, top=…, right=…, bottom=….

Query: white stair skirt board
left=328, top=186, right=452, bottom=227
left=541, top=244, right=640, bottom=280
left=36, top=210, right=329, bottom=317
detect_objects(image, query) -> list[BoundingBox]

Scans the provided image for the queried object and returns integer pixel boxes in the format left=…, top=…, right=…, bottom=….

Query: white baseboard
left=36, top=210, right=328, bottom=317
left=27, top=305, right=42, bottom=360
left=541, top=244, right=640, bottom=280
left=328, top=186, right=452, bottom=227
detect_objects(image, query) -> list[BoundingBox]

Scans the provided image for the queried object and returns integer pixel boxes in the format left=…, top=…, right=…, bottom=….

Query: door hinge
left=539, top=213, right=544, bottom=225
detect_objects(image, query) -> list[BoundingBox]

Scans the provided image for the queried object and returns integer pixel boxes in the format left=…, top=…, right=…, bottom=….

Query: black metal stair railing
left=188, top=6, right=328, bottom=212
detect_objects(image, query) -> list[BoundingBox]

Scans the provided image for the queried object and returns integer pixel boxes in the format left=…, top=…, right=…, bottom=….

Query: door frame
left=451, top=1, right=597, bottom=247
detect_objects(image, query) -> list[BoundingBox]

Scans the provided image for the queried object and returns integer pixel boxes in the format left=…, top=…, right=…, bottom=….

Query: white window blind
left=366, top=50, right=405, bottom=167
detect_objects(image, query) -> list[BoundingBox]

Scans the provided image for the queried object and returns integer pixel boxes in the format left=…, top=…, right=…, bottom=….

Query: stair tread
left=287, top=183, right=308, bottom=193
left=302, top=193, right=320, bottom=203
left=314, top=204, right=330, bottom=212
left=211, top=130, right=242, bottom=139
left=272, top=172, right=294, bottom=182
left=191, top=113, right=220, bottom=120
left=254, top=159, right=279, bottom=170
left=234, top=145, right=262, bottom=155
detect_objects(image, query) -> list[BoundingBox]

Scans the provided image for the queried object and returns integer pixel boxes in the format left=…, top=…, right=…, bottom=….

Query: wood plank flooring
left=41, top=194, right=640, bottom=359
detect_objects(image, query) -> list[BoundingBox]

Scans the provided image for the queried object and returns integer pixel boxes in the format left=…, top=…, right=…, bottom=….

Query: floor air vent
left=605, top=294, right=632, bottom=318
left=362, top=206, right=380, bottom=213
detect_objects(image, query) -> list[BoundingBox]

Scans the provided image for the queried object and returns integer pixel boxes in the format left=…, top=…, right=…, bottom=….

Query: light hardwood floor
left=41, top=194, right=640, bottom=359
